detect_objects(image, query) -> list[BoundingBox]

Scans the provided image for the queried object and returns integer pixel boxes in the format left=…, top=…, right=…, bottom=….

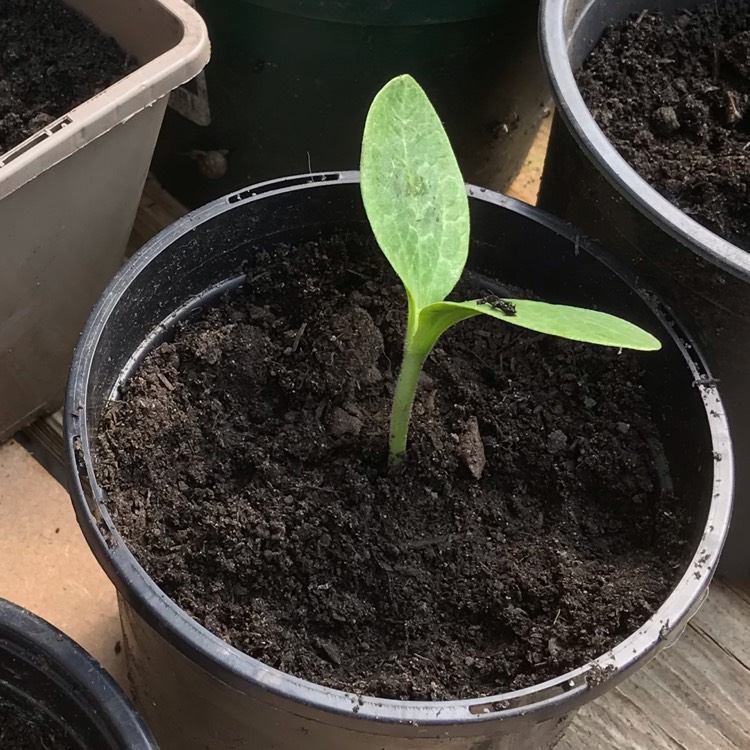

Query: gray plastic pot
left=0, top=598, right=157, bottom=750
left=537, top=0, right=749, bottom=577
left=0, top=0, right=209, bottom=444
left=65, top=173, right=732, bottom=750
left=151, top=0, right=549, bottom=207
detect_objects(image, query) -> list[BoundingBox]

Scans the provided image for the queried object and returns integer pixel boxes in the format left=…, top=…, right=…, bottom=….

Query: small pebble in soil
left=547, top=429, right=568, bottom=454
left=651, top=106, right=681, bottom=135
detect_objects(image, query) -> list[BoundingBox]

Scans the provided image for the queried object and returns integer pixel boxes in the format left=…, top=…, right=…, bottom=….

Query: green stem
left=389, top=297, right=426, bottom=465
left=388, top=346, right=427, bottom=465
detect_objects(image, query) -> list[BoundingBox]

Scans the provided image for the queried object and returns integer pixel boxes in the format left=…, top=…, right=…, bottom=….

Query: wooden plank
left=126, top=175, right=189, bottom=256
left=559, top=688, right=689, bottom=750
left=691, top=581, right=750, bottom=669
left=561, top=579, right=750, bottom=749
left=15, top=410, right=66, bottom=488
left=0, top=440, right=126, bottom=688
left=617, top=627, right=749, bottom=748
left=725, top=580, right=750, bottom=610
left=505, top=113, right=552, bottom=206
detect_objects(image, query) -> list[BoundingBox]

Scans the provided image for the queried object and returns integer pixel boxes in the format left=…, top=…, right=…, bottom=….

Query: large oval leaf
left=360, top=75, right=470, bottom=311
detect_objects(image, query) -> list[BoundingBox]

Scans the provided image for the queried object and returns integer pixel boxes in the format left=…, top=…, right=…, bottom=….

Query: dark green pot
left=152, top=0, right=547, bottom=207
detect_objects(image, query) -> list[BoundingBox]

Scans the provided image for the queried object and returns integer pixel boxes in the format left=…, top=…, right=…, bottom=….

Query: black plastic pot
left=65, top=173, right=732, bottom=750
left=0, top=598, right=157, bottom=749
left=538, top=0, right=749, bottom=577
left=151, top=0, right=549, bottom=207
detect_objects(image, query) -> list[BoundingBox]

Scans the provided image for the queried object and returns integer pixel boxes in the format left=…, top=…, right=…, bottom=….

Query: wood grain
left=506, top=114, right=553, bottom=206
left=561, top=581, right=750, bottom=749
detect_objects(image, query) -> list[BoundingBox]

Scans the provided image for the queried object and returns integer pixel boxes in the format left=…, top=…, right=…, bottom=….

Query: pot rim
left=0, top=598, right=157, bottom=749
left=540, top=0, right=750, bottom=283
left=65, top=171, right=733, bottom=731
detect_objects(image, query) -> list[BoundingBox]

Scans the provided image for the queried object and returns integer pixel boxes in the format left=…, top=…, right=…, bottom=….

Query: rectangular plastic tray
left=0, top=0, right=209, bottom=441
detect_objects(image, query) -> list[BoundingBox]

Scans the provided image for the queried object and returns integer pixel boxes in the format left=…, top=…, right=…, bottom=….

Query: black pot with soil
left=65, top=173, right=732, bottom=750
left=0, top=597, right=157, bottom=750
left=538, top=0, right=749, bottom=576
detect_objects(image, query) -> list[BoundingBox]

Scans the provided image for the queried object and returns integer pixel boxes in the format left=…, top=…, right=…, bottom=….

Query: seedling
left=360, top=75, right=661, bottom=464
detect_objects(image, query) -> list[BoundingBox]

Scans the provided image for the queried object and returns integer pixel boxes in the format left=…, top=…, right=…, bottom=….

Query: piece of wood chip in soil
left=459, top=416, right=486, bottom=480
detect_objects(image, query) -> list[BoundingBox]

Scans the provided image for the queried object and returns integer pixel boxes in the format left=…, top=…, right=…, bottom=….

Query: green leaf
left=414, top=302, right=482, bottom=357
left=360, top=74, right=470, bottom=311
left=432, top=299, right=662, bottom=351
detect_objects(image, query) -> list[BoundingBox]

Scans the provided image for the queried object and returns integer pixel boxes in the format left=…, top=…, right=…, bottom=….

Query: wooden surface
left=562, top=580, right=750, bottom=749
left=0, top=440, right=126, bottom=688
left=7, top=118, right=750, bottom=749
left=506, top=115, right=552, bottom=205
left=126, top=175, right=190, bottom=257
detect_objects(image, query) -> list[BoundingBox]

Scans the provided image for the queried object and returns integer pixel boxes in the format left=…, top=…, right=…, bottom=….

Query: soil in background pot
left=0, top=0, right=135, bottom=156
left=97, top=234, right=691, bottom=701
left=577, top=0, right=750, bottom=250
left=0, top=696, right=79, bottom=749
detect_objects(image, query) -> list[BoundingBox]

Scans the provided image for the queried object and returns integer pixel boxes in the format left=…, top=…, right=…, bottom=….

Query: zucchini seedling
left=360, top=74, right=661, bottom=465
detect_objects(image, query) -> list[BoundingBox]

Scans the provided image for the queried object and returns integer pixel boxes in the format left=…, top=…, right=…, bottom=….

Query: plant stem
left=389, top=345, right=426, bottom=465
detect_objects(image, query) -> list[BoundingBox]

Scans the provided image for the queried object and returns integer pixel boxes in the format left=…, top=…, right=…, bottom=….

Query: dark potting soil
left=97, top=235, right=691, bottom=700
left=578, top=0, right=750, bottom=250
left=0, top=0, right=134, bottom=156
left=0, top=696, right=79, bottom=749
